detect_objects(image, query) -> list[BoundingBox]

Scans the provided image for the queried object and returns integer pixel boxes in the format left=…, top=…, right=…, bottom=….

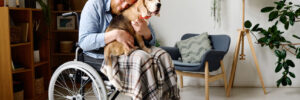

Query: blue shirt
left=79, top=0, right=156, bottom=59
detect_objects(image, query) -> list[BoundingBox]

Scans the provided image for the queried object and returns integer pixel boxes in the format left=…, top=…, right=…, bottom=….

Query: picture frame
left=57, top=16, right=75, bottom=30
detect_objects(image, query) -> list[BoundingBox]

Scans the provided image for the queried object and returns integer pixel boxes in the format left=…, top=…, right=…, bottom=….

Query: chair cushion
left=176, top=32, right=212, bottom=63
left=173, top=60, right=203, bottom=72
left=173, top=60, right=201, bottom=67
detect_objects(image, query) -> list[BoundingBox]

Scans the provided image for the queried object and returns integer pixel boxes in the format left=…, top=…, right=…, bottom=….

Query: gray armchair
left=161, top=33, right=231, bottom=100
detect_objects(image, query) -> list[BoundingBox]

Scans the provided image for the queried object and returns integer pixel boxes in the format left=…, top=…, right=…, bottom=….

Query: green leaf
left=286, top=59, right=295, bottom=67
left=280, top=15, right=287, bottom=24
left=283, top=62, right=289, bottom=70
left=288, top=44, right=296, bottom=49
left=288, top=2, right=293, bottom=5
left=286, top=77, right=292, bottom=85
left=275, top=63, right=283, bottom=73
left=297, top=49, right=300, bottom=59
left=282, top=77, right=287, bottom=86
left=289, top=72, right=296, bottom=78
left=288, top=12, right=295, bottom=25
left=296, top=8, right=300, bottom=16
left=261, top=7, right=275, bottom=13
left=277, top=78, right=283, bottom=87
left=284, top=21, right=289, bottom=30
left=282, top=50, right=286, bottom=59
left=292, top=35, right=300, bottom=39
left=251, top=24, right=260, bottom=31
left=275, top=50, right=282, bottom=58
left=276, top=4, right=285, bottom=10
left=269, top=11, right=279, bottom=21
left=245, top=20, right=252, bottom=28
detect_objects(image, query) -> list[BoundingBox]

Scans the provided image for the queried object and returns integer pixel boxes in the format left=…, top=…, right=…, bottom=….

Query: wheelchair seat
left=79, top=51, right=109, bottom=81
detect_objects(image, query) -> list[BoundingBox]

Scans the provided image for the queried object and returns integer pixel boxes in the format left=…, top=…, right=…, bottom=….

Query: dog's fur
left=104, top=0, right=161, bottom=67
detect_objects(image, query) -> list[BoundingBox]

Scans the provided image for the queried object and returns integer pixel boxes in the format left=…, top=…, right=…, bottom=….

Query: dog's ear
left=137, top=1, right=150, bottom=17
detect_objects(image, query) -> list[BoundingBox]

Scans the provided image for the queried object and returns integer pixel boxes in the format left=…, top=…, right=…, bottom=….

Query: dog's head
left=138, top=0, right=161, bottom=18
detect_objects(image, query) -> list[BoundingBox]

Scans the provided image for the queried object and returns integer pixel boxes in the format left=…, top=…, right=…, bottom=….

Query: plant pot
left=34, top=50, right=40, bottom=63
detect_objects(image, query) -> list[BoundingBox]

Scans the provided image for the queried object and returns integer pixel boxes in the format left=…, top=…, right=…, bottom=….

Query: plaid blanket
left=101, top=47, right=180, bottom=100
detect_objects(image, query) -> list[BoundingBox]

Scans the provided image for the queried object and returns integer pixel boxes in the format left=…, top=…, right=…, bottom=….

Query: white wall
left=150, top=0, right=300, bottom=87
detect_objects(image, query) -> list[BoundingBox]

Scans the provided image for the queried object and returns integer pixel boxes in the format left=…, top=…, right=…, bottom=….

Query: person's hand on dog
left=105, top=29, right=134, bottom=50
left=131, top=19, right=152, bottom=40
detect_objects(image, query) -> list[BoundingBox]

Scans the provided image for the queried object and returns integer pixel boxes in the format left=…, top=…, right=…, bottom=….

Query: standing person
left=79, top=0, right=180, bottom=99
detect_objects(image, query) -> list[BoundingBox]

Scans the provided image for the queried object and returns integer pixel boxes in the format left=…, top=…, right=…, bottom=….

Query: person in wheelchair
left=79, top=0, right=180, bottom=99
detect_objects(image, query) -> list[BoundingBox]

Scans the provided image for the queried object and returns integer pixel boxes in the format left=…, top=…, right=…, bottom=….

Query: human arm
left=131, top=19, right=156, bottom=46
left=79, top=0, right=134, bottom=51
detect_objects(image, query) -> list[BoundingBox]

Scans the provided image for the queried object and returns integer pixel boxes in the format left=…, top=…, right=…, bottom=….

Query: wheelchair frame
left=48, top=12, right=120, bottom=100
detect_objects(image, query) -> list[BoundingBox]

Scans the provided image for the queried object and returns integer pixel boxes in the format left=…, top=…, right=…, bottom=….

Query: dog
left=104, top=0, right=161, bottom=67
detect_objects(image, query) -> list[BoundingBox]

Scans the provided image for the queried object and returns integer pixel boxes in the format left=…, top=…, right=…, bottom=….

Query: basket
left=60, top=41, right=73, bottom=53
left=34, top=77, right=44, bottom=95
left=13, top=90, right=24, bottom=100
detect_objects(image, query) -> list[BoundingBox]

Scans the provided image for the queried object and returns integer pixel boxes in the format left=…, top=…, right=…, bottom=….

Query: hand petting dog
left=131, top=19, right=152, bottom=40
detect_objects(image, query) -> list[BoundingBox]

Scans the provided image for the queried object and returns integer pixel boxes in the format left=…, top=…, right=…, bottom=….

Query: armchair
left=161, top=33, right=231, bottom=100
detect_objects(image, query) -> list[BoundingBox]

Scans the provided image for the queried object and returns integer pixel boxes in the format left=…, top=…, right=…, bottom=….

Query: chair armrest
left=160, top=46, right=181, bottom=60
left=200, top=50, right=227, bottom=71
left=201, top=50, right=226, bottom=62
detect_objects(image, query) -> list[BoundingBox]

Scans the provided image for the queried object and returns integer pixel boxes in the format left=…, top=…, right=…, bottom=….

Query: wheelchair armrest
left=75, top=43, right=84, bottom=61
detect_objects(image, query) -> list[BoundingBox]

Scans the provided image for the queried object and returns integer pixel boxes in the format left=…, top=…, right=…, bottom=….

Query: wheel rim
left=49, top=63, right=106, bottom=100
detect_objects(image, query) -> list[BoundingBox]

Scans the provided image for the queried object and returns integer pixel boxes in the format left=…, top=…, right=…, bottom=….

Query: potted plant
left=245, top=0, right=300, bottom=87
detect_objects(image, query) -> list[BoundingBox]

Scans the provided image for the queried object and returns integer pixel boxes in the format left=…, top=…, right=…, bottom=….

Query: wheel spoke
left=58, top=72, right=74, bottom=95
left=49, top=64, right=106, bottom=100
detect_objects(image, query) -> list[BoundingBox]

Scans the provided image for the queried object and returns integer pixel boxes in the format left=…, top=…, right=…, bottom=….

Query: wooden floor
left=112, top=87, right=300, bottom=100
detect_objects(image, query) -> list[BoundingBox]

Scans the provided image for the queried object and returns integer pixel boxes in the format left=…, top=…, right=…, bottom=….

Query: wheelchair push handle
left=61, top=12, right=80, bottom=28
left=62, top=12, right=75, bottom=17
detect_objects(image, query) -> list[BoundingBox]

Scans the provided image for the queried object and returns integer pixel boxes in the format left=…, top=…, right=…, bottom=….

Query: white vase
left=34, top=50, right=40, bottom=63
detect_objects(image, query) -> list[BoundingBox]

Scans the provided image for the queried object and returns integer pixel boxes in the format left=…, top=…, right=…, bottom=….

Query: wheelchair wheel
left=48, top=61, right=107, bottom=100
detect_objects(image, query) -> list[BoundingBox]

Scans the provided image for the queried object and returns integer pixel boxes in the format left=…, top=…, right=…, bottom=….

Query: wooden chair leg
left=205, top=62, right=209, bottom=100
left=180, top=74, right=183, bottom=88
left=220, top=60, right=228, bottom=93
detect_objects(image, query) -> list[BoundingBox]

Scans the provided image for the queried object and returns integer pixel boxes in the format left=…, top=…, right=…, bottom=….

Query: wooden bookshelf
left=51, top=10, right=81, bottom=13
left=49, top=0, right=87, bottom=72
left=0, top=7, right=50, bottom=100
left=11, top=42, right=31, bottom=47
left=12, top=68, right=32, bottom=74
left=34, top=61, right=49, bottom=67
left=53, top=29, right=78, bottom=33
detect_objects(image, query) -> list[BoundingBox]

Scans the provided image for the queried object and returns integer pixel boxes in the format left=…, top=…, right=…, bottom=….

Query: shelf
left=9, top=7, right=31, bottom=10
left=9, top=7, right=42, bottom=11
left=31, top=9, right=42, bottom=11
left=53, top=30, right=78, bottom=33
left=53, top=53, right=75, bottom=56
left=11, top=42, right=31, bottom=47
left=34, top=61, right=49, bottom=67
left=12, top=68, right=31, bottom=74
left=51, top=10, right=82, bottom=13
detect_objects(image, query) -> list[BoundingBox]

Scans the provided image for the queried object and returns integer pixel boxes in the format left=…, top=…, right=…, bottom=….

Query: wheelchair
left=48, top=12, right=120, bottom=100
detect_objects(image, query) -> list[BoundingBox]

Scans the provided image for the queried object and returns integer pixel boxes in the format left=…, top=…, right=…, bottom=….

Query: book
left=18, top=23, right=29, bottom=43
left=13, top=62, right=25, bottom=70
left=11, top=60, right=15, bottom=71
